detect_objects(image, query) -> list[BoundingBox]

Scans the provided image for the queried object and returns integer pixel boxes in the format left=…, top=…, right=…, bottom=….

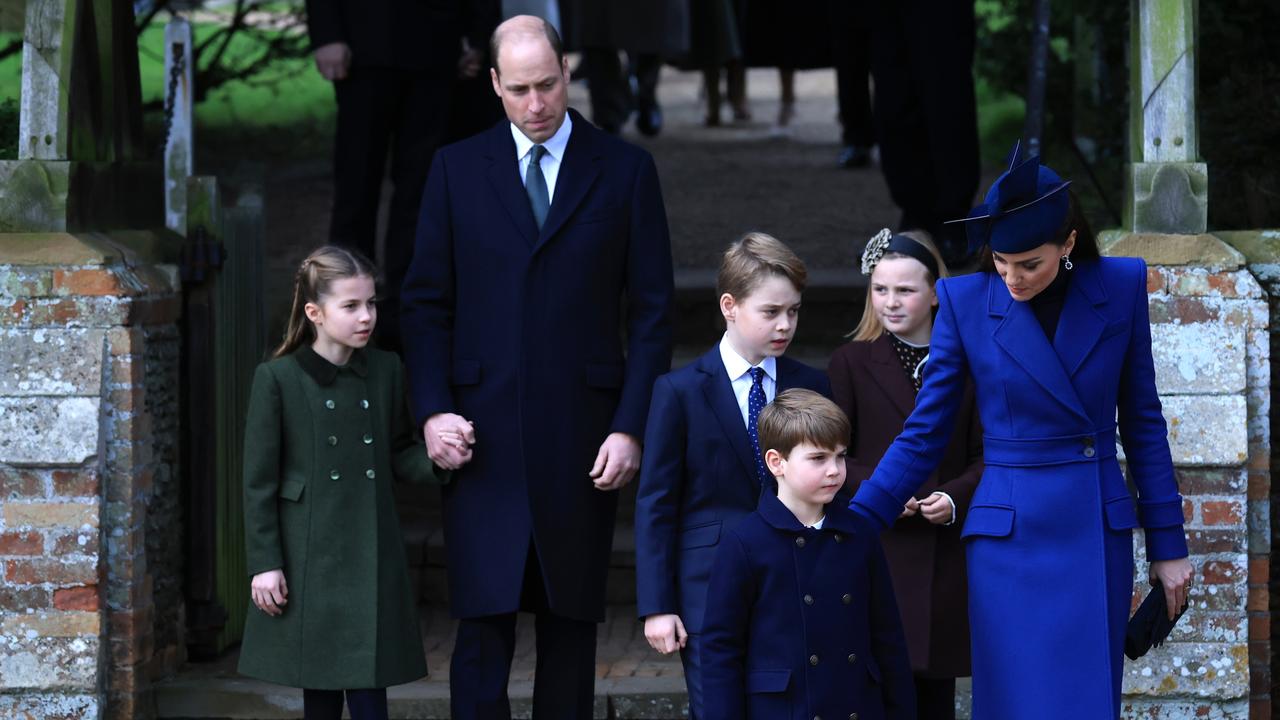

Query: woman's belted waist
left=982, top=428, right=1117, bottom=467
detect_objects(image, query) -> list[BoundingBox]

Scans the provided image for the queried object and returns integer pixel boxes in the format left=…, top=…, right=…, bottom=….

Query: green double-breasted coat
left=237, top=346, right=440, bottom=689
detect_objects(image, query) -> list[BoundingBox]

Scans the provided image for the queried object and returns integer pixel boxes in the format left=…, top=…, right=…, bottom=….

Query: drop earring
left=1062, top=255, right=1074, bottom=271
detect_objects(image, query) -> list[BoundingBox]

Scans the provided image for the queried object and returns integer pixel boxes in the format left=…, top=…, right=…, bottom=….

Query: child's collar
left=295, top=345, right=368, bottom=385
left=756, top=490, right=860, bottom=535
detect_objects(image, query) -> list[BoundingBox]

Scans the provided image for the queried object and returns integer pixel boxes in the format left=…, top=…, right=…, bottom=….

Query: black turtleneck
left=1031, top=265, right=1070, bottom=340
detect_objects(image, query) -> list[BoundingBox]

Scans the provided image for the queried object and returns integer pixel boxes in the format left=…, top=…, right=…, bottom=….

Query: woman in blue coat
left=850, top=148, right=1194, bottom=719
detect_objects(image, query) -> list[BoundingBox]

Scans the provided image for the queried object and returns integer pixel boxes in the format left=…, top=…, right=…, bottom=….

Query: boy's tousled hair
left=758, top=389, right=851, bottom=460
left=273, top=245, right=378, bottom=359
left=851, top=229, right=949, bottom=342
left=716, top=232, right=808, bottom=302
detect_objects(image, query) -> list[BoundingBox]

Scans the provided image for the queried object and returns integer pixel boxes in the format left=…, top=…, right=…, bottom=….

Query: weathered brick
left=1248, top=556, right=1269, bottom=584
left=51, top=468, right=99, bottom=497
left=3, top=501, right=98, bottom=529
left=0, top=530, right=43, bottom=555
left=1146, top=267, right=1165, bottom=293
left=108, top=387, right=137, bottom=414
left=53, top=585, right=99, bottom=611
left=0, top=585, right=50, bottom=613
left=105, top=326, right=143, bottom=356
left=0, top=693, right=100, bottom=716
left=53, top=268, right=122, bottom=297
left=0, top=328, right=105, bottom=396
left=1247, top=584, right=1267, bottom=612
left=0, top=610, right=100, bottom=637
left=1185, top=529, right=1246, bottom=555
left=1203, top=560, right=1243, bottom=584
left=6, top=557, right=96, bottom=586
left=1250, top=699, right=1272, bottom=720
left=1201, top=500, right=1245, bottom=527
left=1248, top=614, right=1270, bottom=642
left=1162, top=396, right=1249, bottom=466
left=1247, top=470, right=1268, bottom=500
left=1150, top=322, right=1247, bottom=394
left=110, top=356, right=142, bottom=385
left=0, top=468, right=46, bottom=499
left=0, top=267, right=53, bottom=297
left=1183, top=498, right=1195, bottom=523
left=53, top=529, right=99, bottom=556
left=1176, top=468, right=1247, bottom=495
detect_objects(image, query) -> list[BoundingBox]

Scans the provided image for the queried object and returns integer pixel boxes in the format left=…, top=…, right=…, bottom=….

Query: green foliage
left=0, top=97, right=16, bottom=160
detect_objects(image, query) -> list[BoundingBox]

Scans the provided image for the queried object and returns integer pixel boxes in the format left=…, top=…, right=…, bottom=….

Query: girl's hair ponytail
left=273, top=245, right=378, bottom=358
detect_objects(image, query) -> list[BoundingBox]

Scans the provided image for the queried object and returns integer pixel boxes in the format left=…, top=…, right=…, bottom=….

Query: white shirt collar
left=718, top=334, right=777, bottom=382
left=511, top=112, right=573, bottom=163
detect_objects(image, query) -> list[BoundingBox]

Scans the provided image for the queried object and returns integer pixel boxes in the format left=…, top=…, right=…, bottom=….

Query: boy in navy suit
left=635, top=233, right=831, bottom=718
left=701, top=389, right=915, bottom=720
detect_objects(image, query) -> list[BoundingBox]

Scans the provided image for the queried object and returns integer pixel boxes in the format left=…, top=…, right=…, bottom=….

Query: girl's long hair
left=850, top=230, right=950, bottom=342
left=273, top=245, right=378, bottom=358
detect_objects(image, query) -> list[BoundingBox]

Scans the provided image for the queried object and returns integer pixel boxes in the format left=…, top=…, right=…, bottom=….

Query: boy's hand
left=590, top=432, right=640, bottom=491
left=425, top=413, right=476, bottom=470
left=919, top=492, right=955, bottom=525
left=251, top=569, right=288, bottom=616
left=644, top=613, right=688, bottom=655
left=899, top=496, right=920, bottom=519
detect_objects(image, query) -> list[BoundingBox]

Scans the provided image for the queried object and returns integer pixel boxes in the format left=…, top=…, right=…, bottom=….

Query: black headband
left=885, top=235, right=940, bottom=279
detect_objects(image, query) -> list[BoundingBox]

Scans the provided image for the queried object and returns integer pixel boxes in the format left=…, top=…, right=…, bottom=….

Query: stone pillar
left=163, top=19, right=194, bottom=235
left=0, top=233, right=184, bottom=719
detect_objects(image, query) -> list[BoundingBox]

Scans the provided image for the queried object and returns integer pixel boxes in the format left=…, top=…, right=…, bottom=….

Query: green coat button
left=361, top=399, right=369, bottom=409
left=363, top=434, right=373, bottom=445
left=366, top=469, right=376, bottom=479
left=329, top=470, right=340, bottom=480
left=327, top=436, right=338, bottom=446
left=325, top=399, right=335, bottom=409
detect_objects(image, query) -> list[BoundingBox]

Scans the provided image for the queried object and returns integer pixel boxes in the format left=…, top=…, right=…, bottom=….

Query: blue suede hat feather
left=947, top=142, right=1072, bottom=254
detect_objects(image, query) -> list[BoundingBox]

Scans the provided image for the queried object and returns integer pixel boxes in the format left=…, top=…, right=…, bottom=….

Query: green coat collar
left=294, top=345, right=369, bottom=385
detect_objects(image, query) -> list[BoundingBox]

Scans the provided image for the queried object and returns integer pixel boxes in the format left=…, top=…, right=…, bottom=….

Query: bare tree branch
left=136, top=0, right=173, bottom=36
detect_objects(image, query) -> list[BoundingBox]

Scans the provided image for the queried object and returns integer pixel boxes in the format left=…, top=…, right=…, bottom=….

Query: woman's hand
left=251, top=569, right=289, bottom=616
left=919, top=492, right=955, bottom=525
left=1150, top=557, right=1193, bottom=620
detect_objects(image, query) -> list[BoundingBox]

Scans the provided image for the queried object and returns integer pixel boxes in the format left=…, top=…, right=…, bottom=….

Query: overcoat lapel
left=483, top=123, right=539, bottom=247
left=535, top=110, right=602, bottom=251
left=1053, top=261, right=1109, bottom=377
left=866, top=335, right=917, bottom=420
left=988, top=275, right=1091, bottom=424
left=698, top=350, right=759, bottom=482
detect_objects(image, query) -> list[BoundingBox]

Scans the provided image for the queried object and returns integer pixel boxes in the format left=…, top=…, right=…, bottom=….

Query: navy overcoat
left=851, top=257, right=1189, bottom=718
left=701, top=492, right=916, bottom=720
left=401, top=110, right=674, bottom=621
left=635, top=347, right=831, bottom=633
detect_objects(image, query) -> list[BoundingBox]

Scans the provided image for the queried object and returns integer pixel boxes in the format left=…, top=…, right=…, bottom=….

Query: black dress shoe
left=636, top=102, right=663, bottom=137
left=838, top=145, right=872, bottom=168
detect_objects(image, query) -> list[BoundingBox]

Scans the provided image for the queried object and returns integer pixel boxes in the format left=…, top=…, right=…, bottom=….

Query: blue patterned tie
left=746, top=367, right=769, bottom=484
left=526, top=144, right=550, bottom=230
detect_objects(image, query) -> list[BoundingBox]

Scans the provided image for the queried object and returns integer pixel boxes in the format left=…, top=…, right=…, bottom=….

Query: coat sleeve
left=934, top=387, right=984, bottom=527
left=390, top=359, right=448, bottom=485
left=634, top=375, right=686, bottom=619
left=401, top=150, right=458, bottom=427
left=1116, top=259, right=1188, bottom=561
left=700, top=533, right=753, bottom=720
left=850, top=279, right=970, bottom=529
left=243, top=364, right=285, bottom=576
left=611, top=153, right=674, bottom=437
left=867, top=532, right=917, bottom=719
left=304, top=0, right=345, bottom=50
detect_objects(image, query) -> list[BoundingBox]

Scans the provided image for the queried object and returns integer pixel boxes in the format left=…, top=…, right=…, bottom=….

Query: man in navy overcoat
left=401, top=15, right=674, bottom=719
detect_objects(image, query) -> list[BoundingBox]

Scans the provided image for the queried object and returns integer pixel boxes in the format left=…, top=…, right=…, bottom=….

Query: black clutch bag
left=1124, top=581, right=1188, bottom=660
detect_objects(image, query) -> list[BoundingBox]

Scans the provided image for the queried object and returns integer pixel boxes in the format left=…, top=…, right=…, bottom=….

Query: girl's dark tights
left=302, top=688, right=389, bottom=720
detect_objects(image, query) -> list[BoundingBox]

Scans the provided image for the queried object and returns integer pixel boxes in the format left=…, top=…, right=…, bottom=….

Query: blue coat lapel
left=483, top=122, right=539, bottom=247
left=698, top=348, right=760, bottom=483
left=535, top=109, right=601, bottom=251
left=1053, top=261, right=1109, bottom=377
left=988, top=275, right=1091, bottom=424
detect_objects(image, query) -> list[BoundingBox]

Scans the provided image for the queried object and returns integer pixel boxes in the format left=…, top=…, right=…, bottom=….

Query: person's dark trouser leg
left=679, top=632, right=705, bottom=719
left=914, top=676, right=957, bottom=720
left=830, top=0, right=874, bottom=148
left=631, top=54, right=661, bottom=110
left=584, top=47, right=630, bottom=133
left=331, top=68, right=397, bottom=262
left=450, top=613, right=520, bottom=720
left=302, top=689, right=345, bottom=720
left=344, top=688, right=390, bottom=720
left=530, top=610, right=597, bottom=719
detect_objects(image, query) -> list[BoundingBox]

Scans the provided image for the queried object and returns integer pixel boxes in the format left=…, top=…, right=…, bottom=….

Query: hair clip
left=860, top=228, right=893, bottom=275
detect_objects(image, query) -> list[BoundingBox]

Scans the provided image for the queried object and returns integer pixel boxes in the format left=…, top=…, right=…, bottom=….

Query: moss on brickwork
left=0, top=160, right=69, bottom=232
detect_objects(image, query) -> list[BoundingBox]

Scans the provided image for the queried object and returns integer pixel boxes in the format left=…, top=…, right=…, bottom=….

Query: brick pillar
left=0, top=233, right=183, bottom=719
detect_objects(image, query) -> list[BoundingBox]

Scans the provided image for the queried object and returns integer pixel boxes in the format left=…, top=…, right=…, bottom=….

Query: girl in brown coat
left=827, top=229, right=983, bottom=720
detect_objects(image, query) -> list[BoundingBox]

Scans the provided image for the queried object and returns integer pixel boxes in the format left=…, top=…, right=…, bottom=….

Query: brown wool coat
left=828, top=333, right=983, bottom=678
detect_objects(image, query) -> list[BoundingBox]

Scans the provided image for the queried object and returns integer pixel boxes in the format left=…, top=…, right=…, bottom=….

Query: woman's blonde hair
left=273, top=245, right=378, bottom=358
left=849, top=230, right=949, bottom=342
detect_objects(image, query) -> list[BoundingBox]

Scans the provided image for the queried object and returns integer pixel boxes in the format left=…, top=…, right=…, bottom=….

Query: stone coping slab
left=1099, top=230, right=1245, bottom=271
left=0, top=230, right=185, bottom=267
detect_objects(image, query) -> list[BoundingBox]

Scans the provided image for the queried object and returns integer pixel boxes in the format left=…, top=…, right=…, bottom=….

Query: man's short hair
left=716, top=232, right=808, bottom=301
left=490, top=17, right=565, bottom=76
left=758, top=389, right=850, bottom=460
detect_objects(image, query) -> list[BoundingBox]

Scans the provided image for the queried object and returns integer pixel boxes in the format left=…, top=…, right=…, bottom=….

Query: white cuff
left=934, top=491, right=957, bottom=526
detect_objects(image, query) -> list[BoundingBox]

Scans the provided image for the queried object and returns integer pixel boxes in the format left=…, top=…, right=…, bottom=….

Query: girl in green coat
left=239, top=246, right=440, bottom=720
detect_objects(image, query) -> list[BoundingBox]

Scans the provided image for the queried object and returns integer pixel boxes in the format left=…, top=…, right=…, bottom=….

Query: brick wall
left=0, top=234, right=183, bottom=719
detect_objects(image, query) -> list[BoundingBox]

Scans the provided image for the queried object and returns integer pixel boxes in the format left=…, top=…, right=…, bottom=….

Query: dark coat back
left=634, top=347, right=831, bottom=633
left=401, top=110, right=674, bottom=621
left=701, top=493, right=915, bottom=720
left=560, top=0, right=690, bottom=56
left=305, top=0, right=469, bottom=69
left=828, top=333, right=982, bottom=677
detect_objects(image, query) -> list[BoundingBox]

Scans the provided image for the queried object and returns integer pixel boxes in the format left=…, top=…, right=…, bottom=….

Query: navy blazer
left=401, top=110, right=674, bottom=621
left=634, top=347, right=830, bottom=632
left=701, top=492, right=915, bottom=720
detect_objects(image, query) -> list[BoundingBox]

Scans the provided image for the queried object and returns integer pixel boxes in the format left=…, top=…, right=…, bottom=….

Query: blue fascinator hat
left=947, top=142, right=1072, bottom=255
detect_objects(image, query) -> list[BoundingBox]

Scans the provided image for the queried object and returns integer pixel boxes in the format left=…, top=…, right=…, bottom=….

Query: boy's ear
left=764, top=448, right=785, bottom=478
left=719, top=293, right=737, bottom=323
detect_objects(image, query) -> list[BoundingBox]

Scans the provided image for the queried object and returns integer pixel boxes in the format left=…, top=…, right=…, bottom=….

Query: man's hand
left=314, top=42, right=351, bottom=81
left=424, top=413, right=476, bottom=470
left=1151, top=557, right=1194, bottom=621
left=589, top=432, right=641, bottom=491
left=457, top=38, right=483, bottom=79
left=919, top=492, right=955, bottom=525
left=899, top=496, right=920, bottom=519
left=251, top=569, right=288, bottom=616
left=644, top=613, right=688, bottom=655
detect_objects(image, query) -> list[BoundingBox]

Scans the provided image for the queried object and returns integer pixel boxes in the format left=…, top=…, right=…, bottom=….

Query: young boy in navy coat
left=635, top=233, right=831, bottom=718
left=701, top=389, right=915, bottom=720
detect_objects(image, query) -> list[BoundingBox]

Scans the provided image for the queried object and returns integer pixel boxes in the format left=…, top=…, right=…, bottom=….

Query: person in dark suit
left=634, top=233, right=831, bottom=719
left=306, top=0, right=476, bottom=352
left=828, top=229, right=983, bottom=719
left=701, top=389, right=916, bottom=720
left=827, top=0, right=874, bottom=167
left=400, top=15, right=674, bottom=719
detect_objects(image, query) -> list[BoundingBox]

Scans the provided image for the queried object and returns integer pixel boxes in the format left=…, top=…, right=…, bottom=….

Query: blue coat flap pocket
left=585, top=362, right=625, bottom=389
left=746, top=669, right=791, bottom=694
left=279, top=478, right=305, bottom=502
left=1104, top=496, right=1140, bottom=530
left=960, top=504, right=1014, bottom=539
left=451, top=359, right=481, bottom=386
left=679, top=521, right=721, bottom=549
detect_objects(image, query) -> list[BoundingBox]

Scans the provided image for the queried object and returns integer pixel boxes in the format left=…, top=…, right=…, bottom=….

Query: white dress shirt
left=512, top=113, right=573, bottom=203
left=719, top=334, right=777, bottom=428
